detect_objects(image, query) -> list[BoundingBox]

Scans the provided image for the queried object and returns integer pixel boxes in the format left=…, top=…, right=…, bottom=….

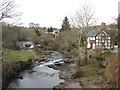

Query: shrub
left=105, top=53, right=118, bottom=88
left=2, top=26, right=34, bottom=50
left=2, top=26, right=20, bottom=49
left=101, top=51, right=112, bottom=57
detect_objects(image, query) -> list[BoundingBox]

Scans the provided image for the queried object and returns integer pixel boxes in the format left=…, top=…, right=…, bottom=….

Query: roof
left=87, top=28, right=110, bottom=37
left=87, top=29, right=100, bottom=37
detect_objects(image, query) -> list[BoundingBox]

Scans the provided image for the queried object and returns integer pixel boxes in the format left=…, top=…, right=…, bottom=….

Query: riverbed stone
left=16, top=75, right=23, bottom=79
left=54, top=62, right=62, bottom=66
left=59, top=73, right=64, bottom=79
left=63, top=59, right=73, bottom=63
left=28, top=59, right=33, bottom=65
left=47, top=64, right=58, bottom=70
left=27, top=69, right=36, bottom=73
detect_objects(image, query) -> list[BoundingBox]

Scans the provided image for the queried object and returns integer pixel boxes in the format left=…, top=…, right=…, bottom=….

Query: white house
left=87, top=36, right=96, bottom=49
left=87, top=29, right=114, bottom=50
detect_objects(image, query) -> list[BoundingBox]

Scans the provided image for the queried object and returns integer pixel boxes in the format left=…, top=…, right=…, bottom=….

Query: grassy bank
left=72, top=49, right=118, bottom=88
left=73, top=64, right=106, bottom=88
left=2, top=48, right=39, bottom=89
left=2, top=48, right=39, bottom=62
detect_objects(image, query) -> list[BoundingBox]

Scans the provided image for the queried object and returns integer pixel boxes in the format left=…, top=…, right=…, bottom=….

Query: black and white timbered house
left=87, top=27, right=114, bottom=50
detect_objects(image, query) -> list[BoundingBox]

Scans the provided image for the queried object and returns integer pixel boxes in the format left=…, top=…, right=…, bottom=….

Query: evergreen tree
left=60, top=16, right=71, bottom=31
left=47, top=27, right=53, bottom=32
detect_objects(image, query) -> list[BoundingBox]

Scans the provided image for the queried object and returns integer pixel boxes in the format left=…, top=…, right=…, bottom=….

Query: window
left=90, top=37, right=95, bottom=40
left=108, top=40, right=110, bottom=42
left=108, top=37, right=111, bottom=39
left=96, top=43, right=98, bottom=45
left=105, top=43, right=107, bottom=45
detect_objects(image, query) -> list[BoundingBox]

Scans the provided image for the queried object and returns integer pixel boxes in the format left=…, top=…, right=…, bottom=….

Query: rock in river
left=16, top=75, right=23, bottom=79
left=59, top=73, right=64, bottom=79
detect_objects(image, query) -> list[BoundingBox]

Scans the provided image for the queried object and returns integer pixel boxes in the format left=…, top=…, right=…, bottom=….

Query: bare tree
left=71, top=3, right=97, bottom=30
left=0, top=0, right=19, bottom=21
left=29, top=22, right=41, bottom=36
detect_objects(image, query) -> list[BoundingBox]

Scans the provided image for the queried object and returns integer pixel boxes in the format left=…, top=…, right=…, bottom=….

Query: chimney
left=100, top=22, right=106, bottom=29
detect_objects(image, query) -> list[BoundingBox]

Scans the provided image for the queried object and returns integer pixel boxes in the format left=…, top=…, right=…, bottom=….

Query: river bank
left=53, top=59, right=82, bottom=89
left=3, top=49, right=113, bottom=89
left=53, top=60, right=108, bottom=89
left=2, top=48, right=43, bottom=90
left=7, top=51, right=64, bottom=89
left=2, top=59, right=34, bottom=90
left=52, top=50, right=110, bottom=89
left=6, top=50, right=82, bottom=89
left=2, top=48, right=59, bottom=89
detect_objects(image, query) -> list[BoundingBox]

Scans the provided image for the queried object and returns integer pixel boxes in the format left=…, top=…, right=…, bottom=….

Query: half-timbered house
left=87, top=23, right=114, bottom=50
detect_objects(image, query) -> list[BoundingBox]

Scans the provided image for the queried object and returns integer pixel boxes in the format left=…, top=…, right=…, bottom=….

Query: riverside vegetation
left=2, top=21, right=119, bottom=89
left=0, top=0, right=119, bottom=88
left=2, top=48, right=39, bottom=89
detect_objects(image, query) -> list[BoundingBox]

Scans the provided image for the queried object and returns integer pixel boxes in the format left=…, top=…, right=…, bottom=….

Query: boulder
left=54, top=62, right=62, bottom=66
left=47, top=65, right=58, bottom=69
left=28, top=59, right=33, bottom=65
left=27, top=70, right=36, bottom=73
left=59, top=73, right=64, bottom=79
left=16, top=75, right=23, bottom=79
left=63, top=59, right=73, bottom=63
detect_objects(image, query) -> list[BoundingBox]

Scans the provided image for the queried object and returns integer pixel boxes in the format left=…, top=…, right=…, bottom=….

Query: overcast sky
left=14, top=0, right=119, bottom=28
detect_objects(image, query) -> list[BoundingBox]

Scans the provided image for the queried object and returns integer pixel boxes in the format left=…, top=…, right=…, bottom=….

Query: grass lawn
left=2, top=48, right=39, bottom=63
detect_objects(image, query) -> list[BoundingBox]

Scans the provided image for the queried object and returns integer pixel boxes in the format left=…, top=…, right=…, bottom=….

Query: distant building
left=46, top=27, right=59, bottom=33
left=52, top=29, right=60, bottom=34
left=45, top=27, right=60, bottom=38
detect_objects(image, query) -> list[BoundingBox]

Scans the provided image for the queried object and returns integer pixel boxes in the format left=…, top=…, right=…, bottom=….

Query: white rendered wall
left=87, top=37, right=95, bottom=49
left=87, top=37, right=90, bottom=48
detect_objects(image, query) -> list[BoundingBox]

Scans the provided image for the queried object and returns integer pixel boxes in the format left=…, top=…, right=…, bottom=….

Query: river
left=8, top=51, right=65, bottom=89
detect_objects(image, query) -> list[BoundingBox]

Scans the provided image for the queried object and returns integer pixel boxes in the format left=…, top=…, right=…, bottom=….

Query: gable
left=95, top=30, right=110, bottom=37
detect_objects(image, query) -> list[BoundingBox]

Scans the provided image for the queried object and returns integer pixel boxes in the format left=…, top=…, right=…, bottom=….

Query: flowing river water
left=8, top=51, right=66, bottom=89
